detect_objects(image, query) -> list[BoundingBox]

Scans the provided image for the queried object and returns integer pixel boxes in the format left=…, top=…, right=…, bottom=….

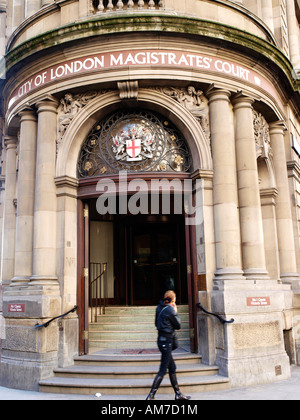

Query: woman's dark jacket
left=155, top=301, right=181, bottom=339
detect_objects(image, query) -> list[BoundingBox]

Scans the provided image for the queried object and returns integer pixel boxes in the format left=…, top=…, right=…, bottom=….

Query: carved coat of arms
left=112, top=124, right=155, bottom=162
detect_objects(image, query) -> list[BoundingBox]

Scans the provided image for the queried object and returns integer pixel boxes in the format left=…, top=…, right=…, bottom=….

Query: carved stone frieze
left=56, top=90, right=104, bottom=151
left=253, top=110, right=273, bottom=160
left=151, top=86, right=210, bottom=143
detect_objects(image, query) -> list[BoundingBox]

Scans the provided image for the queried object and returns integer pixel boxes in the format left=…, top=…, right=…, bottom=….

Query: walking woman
left=146, top=290, right=191, bottom=400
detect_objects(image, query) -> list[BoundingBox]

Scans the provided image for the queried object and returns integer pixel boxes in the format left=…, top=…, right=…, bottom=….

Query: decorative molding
left=118, top=81, right=139, bottom=100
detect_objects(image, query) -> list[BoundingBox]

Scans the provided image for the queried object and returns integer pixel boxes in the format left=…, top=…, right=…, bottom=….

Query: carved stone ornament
left=151, top=86, right=210, bottom=142
left=118, top=81, right=139, bottom=100
left=77, top=109, right=193, bottom=177
left=253, top=110, right=273, bottom=160
left=56, top=91, right=104, bottom=151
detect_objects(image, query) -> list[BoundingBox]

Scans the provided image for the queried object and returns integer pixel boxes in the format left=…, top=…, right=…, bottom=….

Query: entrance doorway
left=79, top=197, right=200, bottom=355
left=76, top=107, right=200, bottom=354
left=119, top=215, right=188, bottom=306
left=86, top=198, right=188, bottom=306
left=132, top=223, right=180, bottom=305
left=78, top=193, right=198, bottom=355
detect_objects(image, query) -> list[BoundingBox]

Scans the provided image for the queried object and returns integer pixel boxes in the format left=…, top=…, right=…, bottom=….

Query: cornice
left=2, top=13, right=299, bottom=102
left=4, top=15, right=292, bottom=68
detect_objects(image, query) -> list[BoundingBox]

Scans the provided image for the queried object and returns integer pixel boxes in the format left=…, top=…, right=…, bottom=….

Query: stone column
left=269, top=121, right=300, bottom=289
left=286, top=0, right=300, bottom=71
left=30, top=97, right=59, bottom=286
left=261, top=0, right=274, bottom=33
left=11, top=108, right=37, bottom=286
left=260, top=188, right=280, bottom=281
left=1, top=137, right=18, bottom=285
left=0, top=4, right=6, bottom=59
left=207, top=87, right=244, bottom=284
left=232, top=94, right=269, bottom=280
left=25, top=0, right=41, bottom=18
left=12, top=0, right=23, bottom=28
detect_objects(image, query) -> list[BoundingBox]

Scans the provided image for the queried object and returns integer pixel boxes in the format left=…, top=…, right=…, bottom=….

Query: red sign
left=247, top=297, right=270, bottom=307
left=8, top=303, right=25, bottom=313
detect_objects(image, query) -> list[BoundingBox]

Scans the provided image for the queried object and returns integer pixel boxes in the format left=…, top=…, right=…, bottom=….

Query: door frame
left=77, top=173, right=199, bottom=354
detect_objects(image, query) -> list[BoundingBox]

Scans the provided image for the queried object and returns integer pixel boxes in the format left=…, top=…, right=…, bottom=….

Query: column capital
left=206, top=85, right=231, bottom=103
left=269, top=120, right=287, bottom=135
left=4, top=136, right=18, bottom=149
left=18, top=106, right=37, bottom=123
left=35, top=95, right=59, bottom=114
left=231, top=92, right=255, bottom=109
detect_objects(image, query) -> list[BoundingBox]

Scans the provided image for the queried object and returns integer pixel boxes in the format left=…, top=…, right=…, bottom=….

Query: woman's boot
left=169, top=373, right=191, bottom=400
left=146, top=375, right=163, bottom=400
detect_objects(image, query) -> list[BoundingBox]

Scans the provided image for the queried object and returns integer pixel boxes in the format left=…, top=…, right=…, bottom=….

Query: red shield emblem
left=126, top=139, right=141, bottom=160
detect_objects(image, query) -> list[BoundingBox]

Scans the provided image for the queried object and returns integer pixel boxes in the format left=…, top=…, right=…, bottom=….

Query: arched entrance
left=56, top=89, right=212, bottom=356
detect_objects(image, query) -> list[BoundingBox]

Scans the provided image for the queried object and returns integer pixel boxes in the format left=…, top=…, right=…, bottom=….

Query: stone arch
left=56, top=88, right=213, bottom=179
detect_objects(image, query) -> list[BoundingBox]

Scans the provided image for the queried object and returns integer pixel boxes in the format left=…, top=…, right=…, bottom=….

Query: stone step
left=90, top=305, right=190, bottom=323
left=39, top=374, right=230, bottom=396
left=91, top=313, right=190, bottom=323
left=88, top=339, right=190, bottom=350
left=102, top=305, right=189, bottom=314
left=88, top=320, right=189, bottom=332
left=73, top=352, right=202, bottom=367
left=39, top=351, right=230, bottom=396
left=88, top=329, right=189, bottom=340
left=88, top=305, right=190, bottom=352
left=38, top=306, right=230, bottom=397
left=52, top=363, right=218, bottom=380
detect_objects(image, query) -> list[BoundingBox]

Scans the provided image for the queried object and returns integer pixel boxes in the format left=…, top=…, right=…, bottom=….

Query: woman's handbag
left=172, top=333, right=179, bottom=350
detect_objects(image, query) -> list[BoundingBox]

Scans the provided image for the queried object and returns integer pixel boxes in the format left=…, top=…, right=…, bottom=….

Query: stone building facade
left=0, top=0, right=300, bottom=391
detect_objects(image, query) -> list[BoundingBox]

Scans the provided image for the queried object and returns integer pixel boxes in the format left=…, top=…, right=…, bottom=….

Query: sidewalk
left=0, top=365, right=299, bottom=400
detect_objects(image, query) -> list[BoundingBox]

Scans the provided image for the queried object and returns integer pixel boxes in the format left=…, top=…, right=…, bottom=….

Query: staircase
left=39, top=306, right=230, bottom=396
left=88, top=305, right=190, bottom=351
left=39, top=352, right=230, bottom=396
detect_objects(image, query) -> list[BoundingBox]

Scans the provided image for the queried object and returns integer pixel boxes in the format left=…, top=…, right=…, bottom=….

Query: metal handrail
left=89, top=262, right=108, bottom=322
left=35, top=306, right=78, bottom=329
left=196, top=303, right=234, bottom=324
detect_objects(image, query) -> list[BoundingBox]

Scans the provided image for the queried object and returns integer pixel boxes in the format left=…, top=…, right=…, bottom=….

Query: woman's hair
left=164, top=290, right=176, bottom=303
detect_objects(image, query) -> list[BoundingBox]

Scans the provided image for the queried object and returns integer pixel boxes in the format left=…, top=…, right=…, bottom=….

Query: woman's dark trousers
left=147, top=336, right=180, bottom=399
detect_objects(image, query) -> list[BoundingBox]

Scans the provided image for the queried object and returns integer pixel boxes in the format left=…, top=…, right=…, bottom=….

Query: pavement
left=0, top=365, right=300, bottom=400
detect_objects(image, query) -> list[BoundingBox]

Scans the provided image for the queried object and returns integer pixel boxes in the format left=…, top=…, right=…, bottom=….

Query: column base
left=280, top=273, right=300, bottom=292
left=217, top=353, right=291, bottom=388
left=0, top=347, right=59, bottom=391
left=243, top=268, right=270, bottom=281
left=213, top=268, right=245, bottom=282
left=29, top=275, right=59, bottom=286
left=1, top=283, right=62, bottom=390
left=209, top=281, right=293, bottom=387
left=10, top=276, right=31, bottom=287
